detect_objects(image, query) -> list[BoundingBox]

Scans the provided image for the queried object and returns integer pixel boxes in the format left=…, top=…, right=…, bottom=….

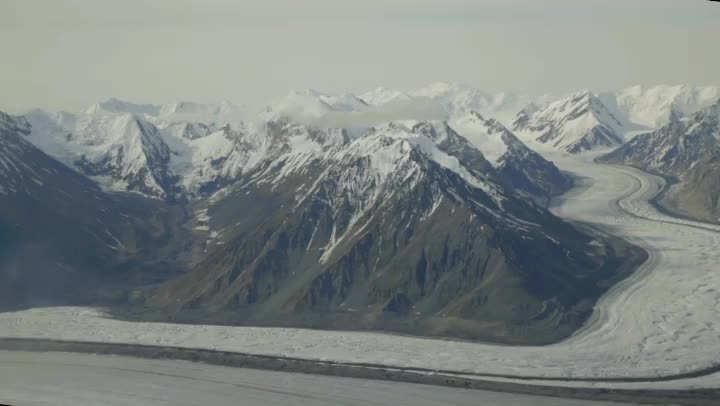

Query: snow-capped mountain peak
left=0, top=111, right=31, bottom=135
left=449, top=111, right=511, bottom=164
left=447, top=110, right=572, bottom=200
left=84, top=98, right=161, bottom=117
left=367, top=118, right=571, bottom=203
left=24, top=111, right=174, bottom=198
left=267, top=119, right=509, bottom=231
left=598, top=84, right=720, bottom=130
left=358, top=87, right=412, bottom=106
left=512, top=90, right=624, bottom=153
left=16, top=84, right=719, bottom=201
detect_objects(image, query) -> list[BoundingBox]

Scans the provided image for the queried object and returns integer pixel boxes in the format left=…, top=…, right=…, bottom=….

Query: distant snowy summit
left=359, top=83, right=720, bottom=154
left=514, top=85, right=720, bottom=153
left=512, top=90, right=625, bottom=154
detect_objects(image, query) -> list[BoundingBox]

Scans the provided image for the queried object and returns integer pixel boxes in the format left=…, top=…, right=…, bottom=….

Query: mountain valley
left=2, top=83, right=718, bottom=342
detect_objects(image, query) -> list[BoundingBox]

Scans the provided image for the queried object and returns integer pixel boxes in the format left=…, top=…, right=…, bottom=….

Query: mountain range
left=600, top=101, right=720, bottom=222
left=363, top=83, right=720, bottom=154
left=0, top=112, right=186, bottom=309
left=140, top=118, right=639, bottom=343
left=2, top=82, right=715, bottom=342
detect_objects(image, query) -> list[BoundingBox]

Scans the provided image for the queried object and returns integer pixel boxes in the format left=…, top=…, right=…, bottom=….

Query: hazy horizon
left=2, top=0, right=719, bottom=113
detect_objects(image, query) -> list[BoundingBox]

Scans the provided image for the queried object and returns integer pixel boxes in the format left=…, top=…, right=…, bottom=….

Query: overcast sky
left=1, top=0, right=719, bottom=113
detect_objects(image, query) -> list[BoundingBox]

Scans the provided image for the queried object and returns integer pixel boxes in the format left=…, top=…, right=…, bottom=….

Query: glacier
left=2, top=153, right=719, bottom=389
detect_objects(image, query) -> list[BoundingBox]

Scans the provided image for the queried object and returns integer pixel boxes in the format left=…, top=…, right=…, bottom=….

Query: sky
left=1, top=0, right=719, bottom=113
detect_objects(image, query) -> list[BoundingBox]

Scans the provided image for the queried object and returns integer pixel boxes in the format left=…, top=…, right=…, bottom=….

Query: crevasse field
left=1, top=156, right=719, bottom=389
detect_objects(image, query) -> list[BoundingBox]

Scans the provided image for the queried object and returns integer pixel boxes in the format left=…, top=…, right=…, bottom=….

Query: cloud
left=290, top=98, right=449, bottom=128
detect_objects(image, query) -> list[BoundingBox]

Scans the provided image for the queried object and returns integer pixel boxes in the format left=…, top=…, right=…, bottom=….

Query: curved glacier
left=1, top=156, right=719, bottom=387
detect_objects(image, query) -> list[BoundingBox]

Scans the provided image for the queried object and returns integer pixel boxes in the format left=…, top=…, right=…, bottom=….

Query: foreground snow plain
left=1, top=156, right=719, bottom=388
left=0, top=351, right=617, bottom=406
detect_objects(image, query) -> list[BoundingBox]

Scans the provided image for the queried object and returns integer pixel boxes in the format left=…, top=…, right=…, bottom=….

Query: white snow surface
left=363, top=123, right=498, bottom=196
left=22, top=102, right=507, bottom=198
left=513, top=90, right=625, bottom=152
left=354, top=82, right=553, bottom=126
left=407, top=82, right=550, bottom=126
left=24, top=110, right=171, bottom=196
left=365, top=83, right=720, bottom=132
left=160, top=128, right=234, bottom=192
left=0, top=352, right=614, bottom=406
left=84, top=98, right=161, bottom=116
left=598, top=84, right=720, bottom=130
left=3, top=155, right=720, bottom=388
left=22, top=106, right=348, bottom=196
left=449, top=112, right=509, bottom=164
left=356, top=84, right=720, bottom=141
left=513, top=86, right=720, bottom=153
left=85, top=98, right=251, bottom=127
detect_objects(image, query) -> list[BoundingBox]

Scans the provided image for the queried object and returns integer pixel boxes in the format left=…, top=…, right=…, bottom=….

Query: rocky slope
left=21, top=95, right=364, bottom=199
left=449, top=111, right=572, bottom=201
left=599, top=101, right=720, bottom=222
left=0, top=112, right=187, bottom=309
left=147, top=120, right=638, bottom=342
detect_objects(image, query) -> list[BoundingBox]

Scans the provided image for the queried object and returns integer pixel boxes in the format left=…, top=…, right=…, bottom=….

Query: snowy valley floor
left=1, top=156, right=720, bottom=392
left=0, top=350, right=630, bottom=406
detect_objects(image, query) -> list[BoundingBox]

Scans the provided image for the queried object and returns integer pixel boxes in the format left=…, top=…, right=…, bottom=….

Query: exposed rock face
left=600, top=101, right=720, bottom=222
left=24, top=111, right=178, bottom=199
left=148, top=121, right=637, bottom=342
left=449, top=111, right=572, bottom=201
left=0, top=112, right=185, bottom=309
